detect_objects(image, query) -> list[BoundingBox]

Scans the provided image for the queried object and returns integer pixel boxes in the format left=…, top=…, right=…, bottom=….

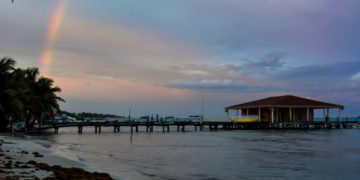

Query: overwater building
left=225, top=95, right=344, bottom=122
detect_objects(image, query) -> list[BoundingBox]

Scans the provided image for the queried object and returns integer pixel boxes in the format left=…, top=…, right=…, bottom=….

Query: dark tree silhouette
left=0, top=57, right=64, bottom=131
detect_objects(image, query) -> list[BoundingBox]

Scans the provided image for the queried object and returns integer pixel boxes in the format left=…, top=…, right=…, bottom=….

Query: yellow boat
left=232, top=118, right=258, bottom=123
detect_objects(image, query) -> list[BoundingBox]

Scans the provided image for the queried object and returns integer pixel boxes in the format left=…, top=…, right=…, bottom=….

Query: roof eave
left=225, top=105, right=344, bottom=110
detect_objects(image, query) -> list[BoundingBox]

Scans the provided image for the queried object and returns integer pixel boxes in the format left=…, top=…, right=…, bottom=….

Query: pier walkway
left=23, top=121, right=360, bottom=134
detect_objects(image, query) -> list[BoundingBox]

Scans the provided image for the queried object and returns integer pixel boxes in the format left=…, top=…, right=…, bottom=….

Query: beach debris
left=0, top=169, right=13, bottom=174
left=20, top=150, right=29, bottom=154
left=4, top=156, right=12, bottom=160
left=4, top=161, right=12, bottom=169
left=32, top=152, right=44, bottom=158
left=0, top=139, right=112, bottom=180
left=27, top=161, right=113, bottom=180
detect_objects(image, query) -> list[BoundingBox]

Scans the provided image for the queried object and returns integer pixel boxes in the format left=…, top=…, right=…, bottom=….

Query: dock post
left=177, top=125, right=180, bottom=132
left=181, top=125, right=185, bottom=132
left=114, top=126, right=120, bottom=133
left=195, top=125, right=197, bottom=131
left=99, top=126, right=101, bottom=133
left=136, top=125, right=138, bottom=132
left=162, top=125, right=165, bottom=132
left=200, top=125, right=203, bottom=131
left=167, top=125, right=170, bottom=132
left=78, top=125, right=83, bottom=134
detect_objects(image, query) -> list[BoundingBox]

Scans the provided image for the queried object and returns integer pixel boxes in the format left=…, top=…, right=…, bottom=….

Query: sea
left=30, top=127, right=360, bottom=180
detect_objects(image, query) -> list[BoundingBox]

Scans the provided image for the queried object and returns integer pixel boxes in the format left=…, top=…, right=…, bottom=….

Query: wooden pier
left=24, top=121, right=360, bottom=134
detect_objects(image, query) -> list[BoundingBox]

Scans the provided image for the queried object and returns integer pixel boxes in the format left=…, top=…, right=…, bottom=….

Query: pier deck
left=23, top=121, right=360, bottom=134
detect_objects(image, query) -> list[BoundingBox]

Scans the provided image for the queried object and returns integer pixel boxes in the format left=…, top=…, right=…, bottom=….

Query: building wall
left=240, top=107, right=315, bottom=122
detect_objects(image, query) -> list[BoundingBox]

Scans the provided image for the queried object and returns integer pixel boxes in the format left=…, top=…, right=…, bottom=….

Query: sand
left=0, top=135, right=114, bottom=180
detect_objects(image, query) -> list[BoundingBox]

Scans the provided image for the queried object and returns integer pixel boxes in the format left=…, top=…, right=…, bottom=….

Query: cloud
left=2, top=0, right=360, bottom=116
left=164, top=60, right=360, bottom=99
left=351, top=72, right=360, bottom=81
left=47, top=16, right=218, bottom=84
left=170, top=52, right=286, bottom=77
left=246, top=52, right=286, bottom=70
left=164, top=79, right=272, bottom=92
left=275, top=61, right=360, bottom=81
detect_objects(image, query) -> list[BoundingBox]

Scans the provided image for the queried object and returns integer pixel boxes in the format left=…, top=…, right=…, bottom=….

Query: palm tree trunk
left=39, top=113, right=42, bottom=129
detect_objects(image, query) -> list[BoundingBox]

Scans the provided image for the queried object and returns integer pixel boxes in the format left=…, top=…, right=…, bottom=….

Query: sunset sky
left=1, top=0, right=360, bottom=117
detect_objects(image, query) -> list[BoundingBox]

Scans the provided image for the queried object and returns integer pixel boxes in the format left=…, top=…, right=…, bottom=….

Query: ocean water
left=32, top=127, right=360, bottom=180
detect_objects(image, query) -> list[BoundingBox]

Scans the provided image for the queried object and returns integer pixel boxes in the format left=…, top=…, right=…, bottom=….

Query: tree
left=0, top=57, right=64, bottom=131
left=0, top=58, right=23, bottom=130
left=35, top=77, right=65, bottom=128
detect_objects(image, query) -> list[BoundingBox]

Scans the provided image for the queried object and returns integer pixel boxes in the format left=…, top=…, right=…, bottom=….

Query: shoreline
left=0, top=134, right=115, bottom=179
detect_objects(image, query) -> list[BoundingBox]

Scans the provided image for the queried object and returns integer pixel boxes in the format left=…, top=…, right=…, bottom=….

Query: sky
left=1, top=0, right=360, bottom=117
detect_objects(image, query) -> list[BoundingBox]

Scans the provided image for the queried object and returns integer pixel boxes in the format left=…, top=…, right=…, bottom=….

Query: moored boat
left=232, top=117, right=259, bottom=123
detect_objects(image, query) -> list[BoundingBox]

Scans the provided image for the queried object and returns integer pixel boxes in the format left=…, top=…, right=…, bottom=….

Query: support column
left=327, top=108, right=330, bottom=121
left=271, top=108, right=274, bottom=123
left=247, top=109, right=249, bottom=118
left=258, top=108, right=261, bottom=122
left=290, top=108, right=292, bottom=122
left=307, top=108, right=309, bottom=122
left=339, top=108, right=342, bottom=122
left=293, top=108, right=296, bottom=122
left=236, top=109, right=239, bottom=116
left=323, top=109, right=326, bottom=122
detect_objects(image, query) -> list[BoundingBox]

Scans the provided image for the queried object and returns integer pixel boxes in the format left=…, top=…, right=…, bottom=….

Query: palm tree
left=0, top=57, right=15, bottom=73
left=0, top=58, right=23, bottom=130
left=22, top=68, right=40, bottom=129
left=35, top=77, right=65, bottom=128
left=1, top=57, right=65, bottom=131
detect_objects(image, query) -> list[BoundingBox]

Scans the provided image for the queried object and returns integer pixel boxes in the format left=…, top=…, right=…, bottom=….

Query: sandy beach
left=0, top=134, right=114, bottom=180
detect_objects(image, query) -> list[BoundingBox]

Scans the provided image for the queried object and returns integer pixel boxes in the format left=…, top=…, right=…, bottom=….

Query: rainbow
left=40, top=0, right=68, bottom=76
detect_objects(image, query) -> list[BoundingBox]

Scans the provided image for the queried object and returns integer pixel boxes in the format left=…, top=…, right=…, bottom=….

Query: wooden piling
left=78, top=125, right=83, bottom=134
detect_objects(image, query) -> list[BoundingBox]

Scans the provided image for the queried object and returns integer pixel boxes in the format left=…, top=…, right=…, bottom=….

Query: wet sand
left=0, top=135, right=114, bottom=180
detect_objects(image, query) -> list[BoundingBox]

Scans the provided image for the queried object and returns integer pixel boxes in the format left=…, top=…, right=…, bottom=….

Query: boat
left=232, top=117, right=259, bottom=123
left=10, top=121, right=25, bottom=130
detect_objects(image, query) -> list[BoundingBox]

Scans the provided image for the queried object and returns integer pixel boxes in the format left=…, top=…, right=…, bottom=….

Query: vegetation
left=58, top=111, right=124, bottom=120
left=0, top=57, right=64, bottom=131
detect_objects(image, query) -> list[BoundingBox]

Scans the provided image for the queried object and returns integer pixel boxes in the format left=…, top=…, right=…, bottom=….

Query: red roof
left=225, top=95, right=344, bottom=111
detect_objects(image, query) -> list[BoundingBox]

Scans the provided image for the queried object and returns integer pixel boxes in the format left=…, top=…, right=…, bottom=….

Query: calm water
left=32, top=127, right=360, bottom=180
